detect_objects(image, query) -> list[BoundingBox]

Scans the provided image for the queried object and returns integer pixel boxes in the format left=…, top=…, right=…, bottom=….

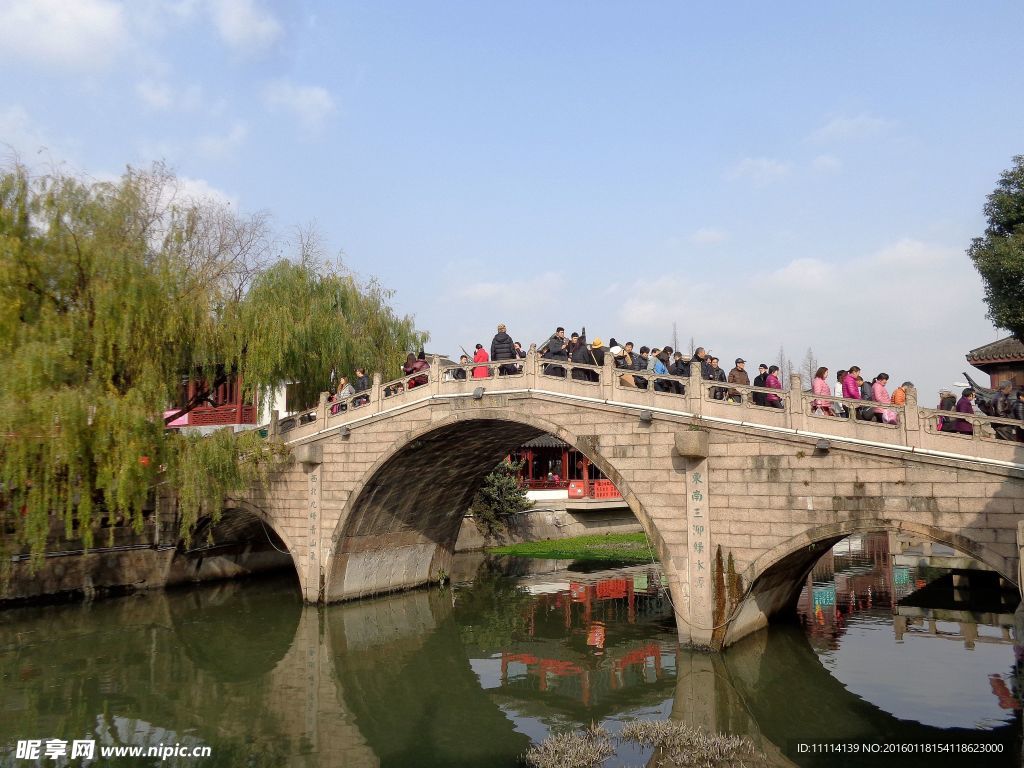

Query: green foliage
left=468, top=458, right=532, bottom=538
left=454, top=563, right=535, bottom=654
left=240, top=254, right=423, bottom=411
left=969, top=155, right=1024, bottom=339
left=0, top=163, right=425, bottom=561
left=488, top=532, right=656, bottom=563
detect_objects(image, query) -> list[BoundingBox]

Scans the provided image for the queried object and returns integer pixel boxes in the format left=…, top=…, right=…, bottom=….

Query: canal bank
left=1, top=505, right=293, bottom=606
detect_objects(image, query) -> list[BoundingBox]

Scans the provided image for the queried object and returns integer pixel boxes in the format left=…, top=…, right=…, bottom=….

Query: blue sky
left=2, top=1, right=1022, bottom=398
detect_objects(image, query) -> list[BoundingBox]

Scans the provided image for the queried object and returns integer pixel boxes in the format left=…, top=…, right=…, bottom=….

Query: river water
left=0, top=539, right=1020, bottom=767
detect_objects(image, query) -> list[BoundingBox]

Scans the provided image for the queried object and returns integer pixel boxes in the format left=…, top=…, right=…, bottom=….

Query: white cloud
left=162, top=0, right=202, bottom=21
left=812, top=154, right=842, bottom=173
left=0, top=0, right=127, bottom=71
left=606, top=238, right=992, bottom=398
left=211, top=0, right=282, bottom=53
left=726, top=157, right=791, bottom=187
left=0, top=105, right=47, bottom=156
left=451, top=270, right=562, bottom=312
left=197, top=121, right=248, bottom=158
left=174, top=175, right=237, bottom=207
left=262, top=79, right=336, bottom=131
left=145, top=171, right=237, bottom=210
left=0, top=105, right=74, bottom=168
left=137, top=80, right=174, bottom=110
left=867, top=237, right=950, bottom=269
left=812, top=113, right=889, bottom=143
left=690, top=228, right=729, bottom=246
left=136, top=80, right=203, bottom=112
left=765, top=257, right=832, bottom=291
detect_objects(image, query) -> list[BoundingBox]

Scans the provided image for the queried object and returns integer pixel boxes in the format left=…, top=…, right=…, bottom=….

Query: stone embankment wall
left=2, top=511, right=292, bottom=605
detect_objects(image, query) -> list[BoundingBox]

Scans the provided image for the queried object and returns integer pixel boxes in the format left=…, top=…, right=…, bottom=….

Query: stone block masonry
left=236, top=384, right=1024, bottom=651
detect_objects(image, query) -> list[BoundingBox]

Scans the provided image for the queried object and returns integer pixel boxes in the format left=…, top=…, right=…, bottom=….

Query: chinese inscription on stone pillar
left=685, top=460, right=712, bottom=619
left=307, top=469, right=321, bottom=594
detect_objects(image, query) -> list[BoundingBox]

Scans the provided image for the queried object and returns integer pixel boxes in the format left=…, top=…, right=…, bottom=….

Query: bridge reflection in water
left=0, top=554, right=1020, bottom=767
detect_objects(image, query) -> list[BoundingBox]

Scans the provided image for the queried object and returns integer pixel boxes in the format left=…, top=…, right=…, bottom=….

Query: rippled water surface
left=0, top=543, right=1020, bottom=767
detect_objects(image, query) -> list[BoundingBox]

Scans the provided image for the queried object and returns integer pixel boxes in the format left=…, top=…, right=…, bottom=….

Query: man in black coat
left=352, top=367, right=371, bottom=406
left=541, top=327, right=567, bottom=378
left=709, top=357, right=727, bottom=400
left=570, top=330, right=595, bottom=381
left=752, top=363, right=768, bottom=406
left=490, top=323, right=517, bottom=375
left=669, top=351, right=688, bottom=394
left=634, top=346, right=650, bottom=389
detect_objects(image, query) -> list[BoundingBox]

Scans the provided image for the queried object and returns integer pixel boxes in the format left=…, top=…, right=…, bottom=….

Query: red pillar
left=235, top=373, right=244, bottom=424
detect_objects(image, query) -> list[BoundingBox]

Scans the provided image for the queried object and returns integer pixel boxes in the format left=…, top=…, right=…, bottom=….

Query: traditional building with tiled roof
left=966, top=336, right=1024, bottom=388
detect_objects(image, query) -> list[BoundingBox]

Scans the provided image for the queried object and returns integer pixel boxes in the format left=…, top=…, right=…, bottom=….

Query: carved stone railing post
left=787, top=373, right=804, bottom=430
left=686, top=361, right=702, bottom=415
left=370, top=372, right=382, bottom=414
left=430, top=355, right=442, bottom=396
left=318, top=391, right=329, bottom=423
left=526, top=345, right=539, bottom=389
left=270, top=408, right=279, bottom=438
left=903, top=386, right=921, bottom=447
left=602, top=353, right=614, bottom=400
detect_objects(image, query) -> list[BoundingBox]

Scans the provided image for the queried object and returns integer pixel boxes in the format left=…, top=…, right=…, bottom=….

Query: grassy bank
left=487, top=532, right=657, bottom=564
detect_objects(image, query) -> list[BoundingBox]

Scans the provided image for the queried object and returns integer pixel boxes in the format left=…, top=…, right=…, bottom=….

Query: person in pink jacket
left=841, top=366, right=862, bottom=400
left=764, top=365, right=784, bottom=408
left=871, top=373, right=897, bottom=424
left=472, top=344, right=490, bottom=378
left=811, top=367, right=834, bottom=416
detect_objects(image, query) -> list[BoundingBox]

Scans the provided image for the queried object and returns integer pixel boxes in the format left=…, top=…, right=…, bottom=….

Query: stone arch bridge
left=232, top=352, right=1024, bottom=649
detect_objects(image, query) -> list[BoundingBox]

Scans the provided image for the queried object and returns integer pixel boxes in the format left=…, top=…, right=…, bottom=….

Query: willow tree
left=0, top=164, right=425, bottom=561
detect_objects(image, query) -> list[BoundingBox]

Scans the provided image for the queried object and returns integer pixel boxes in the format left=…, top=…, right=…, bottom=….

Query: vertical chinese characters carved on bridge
left=685, top=459, right=713, bottom=637
left=307, top=469, right=321, bottom=599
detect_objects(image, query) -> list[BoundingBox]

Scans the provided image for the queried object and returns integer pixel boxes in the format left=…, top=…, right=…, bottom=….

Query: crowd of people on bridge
left=327, top=322, right=1024, bottom=442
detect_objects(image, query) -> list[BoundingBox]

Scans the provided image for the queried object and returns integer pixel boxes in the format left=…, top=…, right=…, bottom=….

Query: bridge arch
left=220, top=498, right=299, bottom=558
left=323, top=407, right=662, bottom=603
left=166, top=499, right=299, bottom=590
left=722, top=517, right=1015, bottom=646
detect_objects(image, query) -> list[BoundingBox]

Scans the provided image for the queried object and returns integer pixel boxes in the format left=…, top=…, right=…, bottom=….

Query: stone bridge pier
left=237, top=360, right=1024, bottom=650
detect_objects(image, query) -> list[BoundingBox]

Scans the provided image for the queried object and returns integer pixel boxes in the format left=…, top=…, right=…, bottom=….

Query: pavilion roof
left=521, top=434, right=568, bottom=449
left=966, top=336, right=1024, bottom=365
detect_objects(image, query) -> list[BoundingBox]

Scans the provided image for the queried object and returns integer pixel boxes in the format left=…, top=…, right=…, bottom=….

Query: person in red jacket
left=472, top=344, right=490, bottom=378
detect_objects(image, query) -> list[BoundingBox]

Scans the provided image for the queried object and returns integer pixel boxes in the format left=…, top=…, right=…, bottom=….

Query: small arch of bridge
left=166, top=499, right=299, bottom=589
left=323, top=407, right=659, bottom=604
left=723, top=517, right=1016, bottom=646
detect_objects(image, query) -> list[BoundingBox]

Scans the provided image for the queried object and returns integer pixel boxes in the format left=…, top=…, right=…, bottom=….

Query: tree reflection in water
left=0, top=550, right=1020, bottom=768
